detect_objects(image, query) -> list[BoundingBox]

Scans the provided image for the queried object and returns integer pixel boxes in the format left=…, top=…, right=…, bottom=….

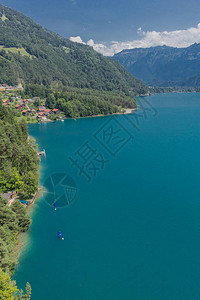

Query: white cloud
left=69, top=36, right=85, bottom=44
left=70, top=24, right=200, bottom=56
left=87, top=39, right=95, bottom=47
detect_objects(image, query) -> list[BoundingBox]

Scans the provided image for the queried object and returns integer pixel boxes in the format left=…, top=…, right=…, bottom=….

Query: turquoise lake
left=14, top=93, right=200, bottom=300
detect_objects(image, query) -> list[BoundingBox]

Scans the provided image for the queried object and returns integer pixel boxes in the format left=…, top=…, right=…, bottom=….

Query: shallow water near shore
left=14, top=93, right=200, bottom=300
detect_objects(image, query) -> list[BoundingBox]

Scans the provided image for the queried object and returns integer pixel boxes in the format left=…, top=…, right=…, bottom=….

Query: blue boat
left=19, top=200, right=29, bottom=205
left=54, top=201, right=57, bottom=210
left=58, top=231, right=63, bottom=239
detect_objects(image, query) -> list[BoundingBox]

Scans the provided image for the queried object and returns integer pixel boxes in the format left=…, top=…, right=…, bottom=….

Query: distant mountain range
left=0, top=4, right=147, bottom=96
left=113, top=44, right=200, bottom=87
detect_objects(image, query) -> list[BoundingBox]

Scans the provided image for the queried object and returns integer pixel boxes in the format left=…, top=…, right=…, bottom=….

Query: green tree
left=17, top=283, right=31, bottom=300
left=11, top=200, right=31, bottom=232
left=0, top=196, right=31, bottom=272
left=46, top=94, right=56, bottom=109
left=22, top=171, right=38, bottom=199
left=0, top=268, right=18, bottom=300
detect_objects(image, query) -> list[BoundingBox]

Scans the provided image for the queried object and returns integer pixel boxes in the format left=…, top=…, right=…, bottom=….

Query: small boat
left=54, top=201, right=57, bottom=210
left=19, top=200, right=29, bottom=205
left=61, top=119, right=64, bottom=122
left=58, top=230, right=63, bottom=239
left=58, top=231, right=63, bottom=239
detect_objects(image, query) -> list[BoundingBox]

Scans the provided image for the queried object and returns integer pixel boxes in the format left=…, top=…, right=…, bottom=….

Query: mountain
left=0, top=4, right=147, bottom=96
left=113, top=44, right=200, bottom=87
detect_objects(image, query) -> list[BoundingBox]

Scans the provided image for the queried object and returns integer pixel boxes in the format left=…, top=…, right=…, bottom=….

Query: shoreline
left=37, top=107, right=137, bottom=124
left=13, top=188, right=40, bottom=269
left=13, top=158, right=45, bottom=270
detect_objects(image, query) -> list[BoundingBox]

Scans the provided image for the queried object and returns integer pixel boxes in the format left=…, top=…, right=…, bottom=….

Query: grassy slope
left=0, top=45, right=33, bottom=58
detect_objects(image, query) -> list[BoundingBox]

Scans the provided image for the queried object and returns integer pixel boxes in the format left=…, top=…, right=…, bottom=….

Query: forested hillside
left=113, top=44, right=200, bottom=87
left=21, top=84, right=137, bottom=118
left=0, top=103, right=39, bottom=199
left=0, top=4, right=147, bottom=96
left=0, top=103, right=38, bottom=298
left=0, top=194, right=32, bottom=299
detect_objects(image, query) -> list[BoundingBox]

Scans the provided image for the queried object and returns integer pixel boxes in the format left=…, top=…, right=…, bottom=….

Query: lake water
left=14, top=93, right=200, bottom=300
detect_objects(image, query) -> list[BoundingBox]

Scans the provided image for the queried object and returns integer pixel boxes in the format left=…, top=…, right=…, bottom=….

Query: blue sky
left=1, top=0, right=200, bottom=55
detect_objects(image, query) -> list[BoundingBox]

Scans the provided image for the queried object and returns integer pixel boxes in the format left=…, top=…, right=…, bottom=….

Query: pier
left=38, top=149, right=46, bottom=159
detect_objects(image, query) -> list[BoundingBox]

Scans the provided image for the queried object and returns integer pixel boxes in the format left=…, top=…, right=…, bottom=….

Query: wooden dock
left=38, top=149, right=46, bottom=159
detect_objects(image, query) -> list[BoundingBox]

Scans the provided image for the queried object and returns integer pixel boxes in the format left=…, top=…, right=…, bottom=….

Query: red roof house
left=51, top=108, right=60, bottom=114
left=15, top=104, right=23, bottom=109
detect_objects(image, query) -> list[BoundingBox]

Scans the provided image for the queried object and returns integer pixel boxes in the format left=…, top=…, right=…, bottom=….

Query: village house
left=12, top=96, right=21, bottom=101
left=36, top=112, right=47, bottom=121
left=1, top=191, right=17, bottom=201
left=22, top=109, right=31, bottom=116
left=2, top=99, right=10, bottom=105
left=44, top=109, right=51, bottom=116
left=0, top=84, right=7, bottom=90
left=22, top=99, right=30, bottom=104
left=51, top=108, right=60, bottom=115
left=5, top=86, right=15, bottom=90
left=37, top=106, right=46, bottom=112
left=15, top=104, right=24, bottom=110
left=36, top=112, right=47, bottom=119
